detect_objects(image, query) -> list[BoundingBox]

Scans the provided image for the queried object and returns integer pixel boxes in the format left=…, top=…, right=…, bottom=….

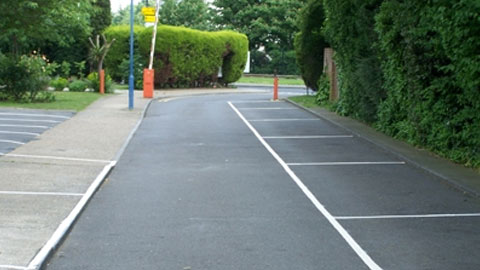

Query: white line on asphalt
left=237, top=107, right=297, bottom=110
left=0, top=191, right=84, bottom=197
left=335, top=213, right=480, bottom=220
left=249, top=118, right=320, bottom=122
left=231, top=100, right=285, bottom=103
left=0, top=140, right=25, bottom=145
left=0, top=131, right=40, bottom=136
left=0, top=124, right=49, bottom=129
left=228, top=101, right=382, bottom=270
left=0, top=118, right=60, bottom=123
left=263, top=135, right=354, bottom=139
left=0, top=265, right=27, bottom=270
left=287, top=161, right=406, bottom=166
left=27, top=161, right=116, bottom=270
left=0, top=153, right=113, bottom=163
left=0, top=113, right=70, bottom=119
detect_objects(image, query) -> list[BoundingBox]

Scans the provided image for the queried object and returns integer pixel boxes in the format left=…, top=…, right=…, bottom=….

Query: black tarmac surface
left=46, top=93, right=480, bottom=270
left=0, top=108, right=74, bottom=154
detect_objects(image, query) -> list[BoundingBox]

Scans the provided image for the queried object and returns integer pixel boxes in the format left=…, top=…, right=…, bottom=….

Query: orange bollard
left=143, top=69, right=154, bottom=98
left=99, top=69, right=105, bottom=94
left=273, top=76, right=279, bottom=101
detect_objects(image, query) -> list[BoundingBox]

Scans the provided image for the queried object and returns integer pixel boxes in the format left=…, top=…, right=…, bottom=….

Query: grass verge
left=0, top=92, right=103, bottom=111
left=238, top=76, right=305, bottom=86
left=288, top=95, right=320, bottom=108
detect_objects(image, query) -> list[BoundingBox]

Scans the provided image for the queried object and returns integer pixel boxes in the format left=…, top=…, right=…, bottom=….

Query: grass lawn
left=112, top=83, right=129, bottom=90
left=288, top=95, right=320, bottom=108
left=237, top=76, right=305, bottom=86
left=0, top=92, right=103, bottom=111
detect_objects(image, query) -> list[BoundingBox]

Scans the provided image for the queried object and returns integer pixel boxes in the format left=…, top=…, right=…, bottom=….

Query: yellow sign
left=142, top=7, right=155, bottom=16
left=144, top=15, right=156, bottom=23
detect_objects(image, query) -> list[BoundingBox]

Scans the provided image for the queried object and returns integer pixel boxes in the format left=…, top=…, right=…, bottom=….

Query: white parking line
left=237, top=107, right=297, bottom=110
left=229, top=102, right=382, bottom=270
left=0, top=124, right=49, bottom=129
left=0, top=153, right=113, bottom=163
left=287, top=162, right=406, bottom=166
left=231, top=100, right=284, bottom=104
left=335, top=213, right=480, bottom=220
left=0, top=191, right=84, bottom=197
left=249, top=118, right=320, bottom=122
left=0, top=131, right=40, bottom=136
left=0, top=118, right=60, bottom=123
left=0, top=265, right=27, bottom=270
left=264, top=135, right=354, bottom=139
left=0, top=140, right=25, bottom=145
left=0, top=113, right=70, bottom=119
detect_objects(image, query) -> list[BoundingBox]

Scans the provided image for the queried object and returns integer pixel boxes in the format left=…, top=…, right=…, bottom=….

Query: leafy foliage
left=212, top=0, right=305, bottom=74
left=68, top=80, right=89, bottom=92
left=323, top=0, right=385, bottom=122
left=87, top=72, right=113, bottom=93
left=50, top=77, right=69, bottom=91
left=375, top=0, right=480, bottom=167
left=105, top=25, right=248, bottom=88
left=294, top=0, right=328, bottom=91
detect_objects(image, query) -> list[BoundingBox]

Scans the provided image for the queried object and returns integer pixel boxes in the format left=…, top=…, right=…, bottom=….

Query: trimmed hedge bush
left=104, top=25, right=248, bottom=88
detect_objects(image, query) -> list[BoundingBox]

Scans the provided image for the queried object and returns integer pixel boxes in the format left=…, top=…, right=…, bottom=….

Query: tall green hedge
left=375, top=0, right=480, bottom=167
left=104, top=25, right=248, bottom=88
left=323, top=0, right=385, bottom=123
left=294, top=0, right=328, bottom=91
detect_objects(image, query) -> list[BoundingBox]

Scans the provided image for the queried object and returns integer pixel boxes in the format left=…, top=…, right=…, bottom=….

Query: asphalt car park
left=0, top=109, right=74, bottom=154
left=46, top=93, right=480, bottom=270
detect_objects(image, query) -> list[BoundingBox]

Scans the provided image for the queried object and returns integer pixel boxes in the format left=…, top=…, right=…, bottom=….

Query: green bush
left=50, top=77, right=69, bottom=91
left=69, top=80, right=89, bottom=92
left=294, top=0, right=328, bottom=91
left=323, top=0, right=385, bottom=123
left=86, top=72, right=113, bottom=93
left=0, top=53, right=53, bottom=102
left=375, top=0, right=480, bottom=167
left=105, top=25, right=248, bottom=88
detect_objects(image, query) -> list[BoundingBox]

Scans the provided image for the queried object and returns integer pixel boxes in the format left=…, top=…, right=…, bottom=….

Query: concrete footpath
left=0, top=89, right=253, bottom=270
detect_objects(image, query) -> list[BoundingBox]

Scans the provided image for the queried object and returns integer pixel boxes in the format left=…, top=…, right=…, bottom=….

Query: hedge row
left=104, top=25, right=248, bottom=88
left=312, top=0, right=479, bottom=167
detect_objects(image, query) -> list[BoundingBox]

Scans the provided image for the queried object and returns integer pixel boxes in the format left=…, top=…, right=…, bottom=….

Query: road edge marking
left=228, top=101, right=382, bottom=270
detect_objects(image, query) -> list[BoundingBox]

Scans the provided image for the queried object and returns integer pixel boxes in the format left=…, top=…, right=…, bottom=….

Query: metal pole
left=148, top=0, right=160, bottom=70
left=128, top=0, right=134, bottom=110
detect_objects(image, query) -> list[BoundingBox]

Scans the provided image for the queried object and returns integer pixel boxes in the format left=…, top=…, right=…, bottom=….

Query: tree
left=212, top=0, right=306, bottom=74
left=91, top=0, right=112, bottom=36
left=0, top=0, right=93, bottom=56
left=294, top=0, right=328, bottom=91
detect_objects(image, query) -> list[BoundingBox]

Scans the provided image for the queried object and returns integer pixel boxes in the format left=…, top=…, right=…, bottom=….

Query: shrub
left=294, top=0, right=328, bottom=91
left=323, top=0, right=385, bottom=123
left=69, top=80, right=89, bottom=92
left=375, top=0, right=480, bottom=167
left=105, top=25, right=248, bottom=88
left=86, top=72, right=113, bottom=93
left=50, top=77, right=69, bottom=91
left=0, top=53, right=53, bottom=102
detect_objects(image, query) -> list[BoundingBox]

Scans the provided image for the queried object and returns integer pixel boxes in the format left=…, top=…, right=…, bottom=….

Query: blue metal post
left=128, top=0, right=134, bottom=110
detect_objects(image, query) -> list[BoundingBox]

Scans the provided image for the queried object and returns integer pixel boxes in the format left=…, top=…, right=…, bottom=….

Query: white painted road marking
left=237, top=107, right=298, bottom=110
left=335, top=213, right=480, bottom=220
left=287, top=162, right=406, bottom=166
left=0, top=118, right=61, bottom=123
left=0, top=113, right=70, bottom=119
left=263, top=135, right=354, bottom=139
left=0, top=265, right=27, bottom=270
left=0, top=153, right=113, bottom=164
left=249, top=118, right=321, bottom=122
left=0, top=140, right=25, bottom=145
left=0, top=131, right=40, bottom=136
left=0, top=191, right=84, bottom=197
left=0, top=124, right=49, bottom=129
left=229, top=101, right=382, bottom=270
